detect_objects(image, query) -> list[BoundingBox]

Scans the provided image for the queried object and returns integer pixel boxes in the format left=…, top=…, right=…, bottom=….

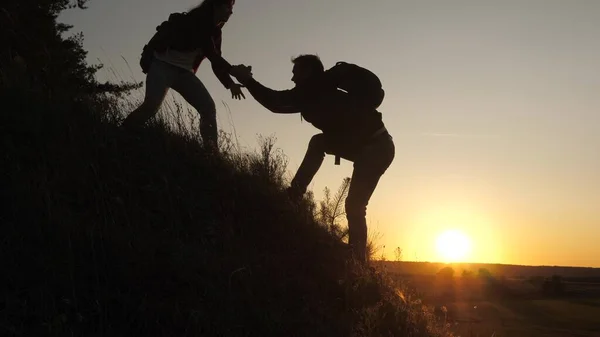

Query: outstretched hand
left=230, top=64, right=253, bottom=84
left=229, top=83, right=245, bottom=100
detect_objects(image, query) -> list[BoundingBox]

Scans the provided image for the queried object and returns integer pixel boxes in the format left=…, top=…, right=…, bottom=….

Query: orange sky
left=60, top=0, right=600, bottom=268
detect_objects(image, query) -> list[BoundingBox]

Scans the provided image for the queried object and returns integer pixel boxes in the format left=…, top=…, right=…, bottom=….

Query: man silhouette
left=230, top=55, right=395, bottom=264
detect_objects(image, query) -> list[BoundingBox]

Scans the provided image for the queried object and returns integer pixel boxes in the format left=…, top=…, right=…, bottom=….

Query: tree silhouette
left=478, top=268, right=493, bottom=280
left=437, top=266, right=455, bottom=279
left=1, top=0, right=139, bottom=96
left=318, top=177, right=351, bottom=240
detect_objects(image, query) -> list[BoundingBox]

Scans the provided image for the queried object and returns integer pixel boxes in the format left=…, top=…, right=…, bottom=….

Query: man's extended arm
left=237, top=77, right=300, bottom=114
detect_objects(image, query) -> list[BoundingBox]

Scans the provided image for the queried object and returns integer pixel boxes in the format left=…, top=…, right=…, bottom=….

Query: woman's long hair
left=188, top=0, right=212, bottom=16
left=188, top=0, right=234, bottom=17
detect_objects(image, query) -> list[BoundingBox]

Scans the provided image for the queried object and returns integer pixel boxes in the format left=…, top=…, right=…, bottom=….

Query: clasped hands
left=231, top=64, right=253, bottom=82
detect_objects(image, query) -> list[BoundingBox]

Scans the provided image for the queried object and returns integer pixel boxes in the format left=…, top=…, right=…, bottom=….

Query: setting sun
left=436, top=229, right=472, bottom=262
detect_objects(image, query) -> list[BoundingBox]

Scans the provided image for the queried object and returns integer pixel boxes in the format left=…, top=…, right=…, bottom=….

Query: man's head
left=291, top=54, right=324, bottom=86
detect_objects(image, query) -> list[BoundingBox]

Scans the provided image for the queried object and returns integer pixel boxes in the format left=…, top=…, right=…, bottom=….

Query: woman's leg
left=122, top=60, right=174, bottom=130
left=171, top=72, right=218, bottom=150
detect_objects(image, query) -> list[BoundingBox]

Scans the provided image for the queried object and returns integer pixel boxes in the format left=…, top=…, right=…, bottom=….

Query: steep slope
left=1, top=88, right=447, bottom=336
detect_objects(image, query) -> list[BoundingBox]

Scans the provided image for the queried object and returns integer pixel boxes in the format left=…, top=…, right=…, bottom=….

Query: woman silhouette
left=123, top=0, right=244, bottom=151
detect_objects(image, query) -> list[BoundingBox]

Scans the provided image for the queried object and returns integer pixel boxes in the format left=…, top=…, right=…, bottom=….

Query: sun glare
left=436, top=229, right=472, bottom=262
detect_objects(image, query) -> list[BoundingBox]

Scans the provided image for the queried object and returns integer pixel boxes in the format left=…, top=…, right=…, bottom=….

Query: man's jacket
left=243, top=74, right=386, bottom=155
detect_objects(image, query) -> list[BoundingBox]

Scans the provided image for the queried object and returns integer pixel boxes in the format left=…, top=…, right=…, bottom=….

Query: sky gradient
left=59, top=0, right=600, bottom=267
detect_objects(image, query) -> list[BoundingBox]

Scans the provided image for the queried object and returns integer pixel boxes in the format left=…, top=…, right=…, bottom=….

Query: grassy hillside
left=0, top=85, right=451, bottom=336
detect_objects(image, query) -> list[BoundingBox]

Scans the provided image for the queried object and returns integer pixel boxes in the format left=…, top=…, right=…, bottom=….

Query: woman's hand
left=229, top=83, right=245, bottom=100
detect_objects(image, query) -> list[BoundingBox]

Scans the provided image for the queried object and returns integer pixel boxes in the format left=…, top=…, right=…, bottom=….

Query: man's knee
left=307, top=133, right=326, bottom=153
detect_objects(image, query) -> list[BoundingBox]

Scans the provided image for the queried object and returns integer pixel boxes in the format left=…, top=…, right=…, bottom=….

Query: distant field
left=443, top=298, right=600, bottom=337
left=378, top=262, right=600, bottom=337
left=376, top=261, right=600, bottom=280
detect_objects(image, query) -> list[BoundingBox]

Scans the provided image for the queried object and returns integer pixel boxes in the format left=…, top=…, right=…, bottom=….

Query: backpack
left=325, top=61, right=385, bottom=110
left=140, top=12, right=188, bottom=73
